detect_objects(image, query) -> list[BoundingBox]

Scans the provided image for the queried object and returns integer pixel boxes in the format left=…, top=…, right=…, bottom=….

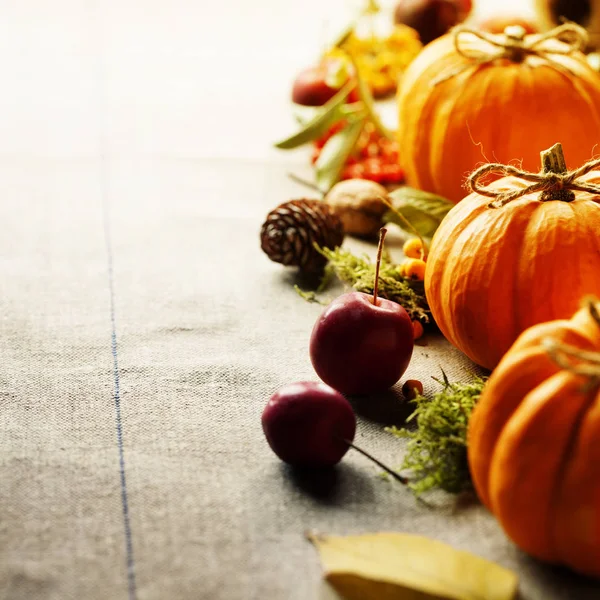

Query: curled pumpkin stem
left=467, top=143, right=600, bottom=207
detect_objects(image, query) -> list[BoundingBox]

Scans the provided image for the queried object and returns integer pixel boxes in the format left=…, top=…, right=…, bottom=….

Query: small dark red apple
left=310, top=291, right=414, bottom=395
left=394, top=0, right=460, bottom=45
left=310, top=229, right=414, bottom=395
left=261, top=381, right=356, bottom=467
left=292, top=59, right=358, bottom=107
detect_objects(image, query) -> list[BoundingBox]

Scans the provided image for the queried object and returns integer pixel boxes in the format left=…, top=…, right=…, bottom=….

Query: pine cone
left=260, top=199, right=344, bottom=272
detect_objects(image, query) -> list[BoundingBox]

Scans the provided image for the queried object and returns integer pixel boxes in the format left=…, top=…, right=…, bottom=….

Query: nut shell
left=324, top=179, right=388, bottom=238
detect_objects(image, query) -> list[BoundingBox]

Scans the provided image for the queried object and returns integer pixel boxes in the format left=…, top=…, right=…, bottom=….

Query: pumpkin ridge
left=559, top=65, right=600, bottom=158
left=426, top=197, right=489, bottom=349
left=568, top=201, right=589, bottom=317
left=511, top=202, right=542, bottom=340
left=520, top=201, right=575, bottom=326
left=497, top=61, right=534, bottom=177
left=397, top=40, right=456, bottom=191
left=468, top=301, right=600, bottom=576
left=468, top=345, right=559, bottom=507
left=418, top=55, right=475, bottom=193
left=517, top=201, right=563, bottom=326
left=550, top=388, right=600, bottom=575
left=462, top=199, right=539, bottom=368
left=488, top=371, right=592, bottom=560
left=434, top=66, right=500, bottom=198
left=468, top=318, right=597, bottom=507
left=546, top=381, right=600, bottom=569
left=399, top=80, right=434, bottom=191
left=568, top=202, right=600, bottom=319
left=435, top=205, right=501, bottom=363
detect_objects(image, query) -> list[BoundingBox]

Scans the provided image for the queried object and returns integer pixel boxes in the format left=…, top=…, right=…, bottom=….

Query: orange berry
left=403, top=237, right=425, bottom=259
left=412, top=320, right=424, bottom=340
left=403, top=258, right=427, bottom=281
left=402, top=379, right=423, bottom=400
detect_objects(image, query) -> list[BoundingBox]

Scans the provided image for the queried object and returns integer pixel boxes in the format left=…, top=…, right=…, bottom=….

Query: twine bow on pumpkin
left=433, top=23, right=589, bottom=85
left=543, top=298, right=600, bottom=388
left=467, top=143, right=600, bottom=207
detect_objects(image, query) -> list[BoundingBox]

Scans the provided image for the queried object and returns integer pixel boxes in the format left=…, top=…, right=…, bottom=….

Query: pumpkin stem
left=539, top=143, right=576, bottom=202
left=504, top=26, right=527, bottom=62
left=543, top=298, right=600, bottom=387
left=541, top=143, right=568, bottom=175
left=543, top=338, right=600, bottom=389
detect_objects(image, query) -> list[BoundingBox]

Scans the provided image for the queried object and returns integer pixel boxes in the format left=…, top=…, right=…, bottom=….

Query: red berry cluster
left=312, top=121, right=405, bottom=185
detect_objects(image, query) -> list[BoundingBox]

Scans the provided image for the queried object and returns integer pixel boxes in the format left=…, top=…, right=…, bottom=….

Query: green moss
left=388, top=374, right=487, bottom=496
left=315, top=246, right=430, bottom=323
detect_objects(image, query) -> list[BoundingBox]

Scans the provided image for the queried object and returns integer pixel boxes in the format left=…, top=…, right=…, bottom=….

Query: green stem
left=287, top=173, right=324, bottom=196
left=344, top=439, right=408, bottom=484
left=380, top=196, right=428, bottom=260
left=343, top=50, right=393, bottom=141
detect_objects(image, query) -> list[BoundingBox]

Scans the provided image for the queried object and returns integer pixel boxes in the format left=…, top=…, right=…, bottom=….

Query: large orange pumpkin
left=397, top=23, right=600, bottom=202
left=468, top=298, right=600, bottom=577
left=424, top=143, right=600, bottom=370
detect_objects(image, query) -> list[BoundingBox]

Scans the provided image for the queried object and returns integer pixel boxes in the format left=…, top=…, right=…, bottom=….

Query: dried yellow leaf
left=308, top=532, right=518, bottom=600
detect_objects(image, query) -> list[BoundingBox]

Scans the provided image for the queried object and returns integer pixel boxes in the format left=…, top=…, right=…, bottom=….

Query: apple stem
left=372, top=227, right=387, bottom=306
left=343, top=438, right=408, bottom=485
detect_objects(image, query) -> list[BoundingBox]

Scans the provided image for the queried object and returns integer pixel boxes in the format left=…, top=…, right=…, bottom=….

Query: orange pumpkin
left=468, top=298, right=600, bottom=577
left=424, top=143, right=600, bottom=370
left=397, top=23, right=600, bottom=202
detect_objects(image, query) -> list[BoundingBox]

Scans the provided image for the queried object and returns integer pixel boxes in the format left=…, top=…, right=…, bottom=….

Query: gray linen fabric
left=1, top=1, right=600, bottom=598
left=2, top=159, right=600, bottom=600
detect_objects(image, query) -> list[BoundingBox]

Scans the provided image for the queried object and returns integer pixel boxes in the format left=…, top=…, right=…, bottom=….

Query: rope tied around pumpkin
left=433, top=23, right=589, bottom=85
left=467, top=143, right=600, bottom=208
left=543, top=297, right=600, bottom=389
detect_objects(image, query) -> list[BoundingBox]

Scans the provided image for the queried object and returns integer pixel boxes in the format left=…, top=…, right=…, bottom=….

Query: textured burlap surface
left=1, top=158, right=600, bottom=600
left=1, top=1, right=600, bottom=598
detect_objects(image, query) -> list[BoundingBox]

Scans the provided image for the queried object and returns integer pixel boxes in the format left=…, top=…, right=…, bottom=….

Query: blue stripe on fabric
left=103, top=196, right=138, bottom=600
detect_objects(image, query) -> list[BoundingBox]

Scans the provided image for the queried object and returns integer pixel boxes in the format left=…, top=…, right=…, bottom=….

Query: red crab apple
left=292, top=59, right=358, bottom=107
left=261, top=381, right=356, bottom=467
left=262, top=381, right=409, bottom=481
left=310, top=229, right=415, bottom=395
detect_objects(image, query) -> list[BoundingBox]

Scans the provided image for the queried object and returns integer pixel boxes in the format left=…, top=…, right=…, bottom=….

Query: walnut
left=324, top=179, right=389, bottom=238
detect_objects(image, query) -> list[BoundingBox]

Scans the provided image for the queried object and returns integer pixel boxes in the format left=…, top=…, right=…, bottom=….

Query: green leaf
left=385, top=187, right=454, bottom=239
left=315, top=119, right=364, bottom=193
left=274, top=81, right=355, bottom=150
left=346, top=52, right=393, bottom=140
